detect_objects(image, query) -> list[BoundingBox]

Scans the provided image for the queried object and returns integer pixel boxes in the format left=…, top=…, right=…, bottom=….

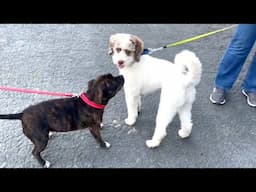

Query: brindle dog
left=0, top=73, right=124, bottom=168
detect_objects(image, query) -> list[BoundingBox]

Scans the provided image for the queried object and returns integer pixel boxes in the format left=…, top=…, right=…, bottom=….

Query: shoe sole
left=242, top=90, right=256, bottom=107
left=209, top=94, right=226, bottom=105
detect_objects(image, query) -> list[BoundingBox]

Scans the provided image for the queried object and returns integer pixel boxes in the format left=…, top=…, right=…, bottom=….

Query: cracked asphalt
left=0, top=24, right=256, bottom=168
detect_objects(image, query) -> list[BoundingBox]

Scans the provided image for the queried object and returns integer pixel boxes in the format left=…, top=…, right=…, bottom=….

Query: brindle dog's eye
left=116, top=48, right=121, bottom=53
left=125, top=50, right=131, bottom=56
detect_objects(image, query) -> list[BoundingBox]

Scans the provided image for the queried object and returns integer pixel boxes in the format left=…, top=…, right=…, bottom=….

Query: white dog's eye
left=125, top=50, right=132, bottom=56
left=116, top=48, right=121, bottom=53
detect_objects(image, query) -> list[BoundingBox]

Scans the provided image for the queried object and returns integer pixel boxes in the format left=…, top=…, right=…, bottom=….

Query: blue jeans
left=215, top=24, right=256, bottom=93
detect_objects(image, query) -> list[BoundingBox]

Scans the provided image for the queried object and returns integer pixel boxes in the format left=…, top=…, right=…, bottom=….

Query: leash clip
left=143, top=47, right=164, bottom=55
left=72, top=93, right=80, bottom=97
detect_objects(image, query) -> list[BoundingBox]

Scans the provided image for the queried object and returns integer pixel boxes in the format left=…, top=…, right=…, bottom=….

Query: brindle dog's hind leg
left=24, top=128, right=50, bottom=168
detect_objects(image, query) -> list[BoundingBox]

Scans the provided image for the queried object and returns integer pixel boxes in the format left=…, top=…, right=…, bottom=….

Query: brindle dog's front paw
left=104, top=141, right=111, bottom=148
left=49, top=132, right=54, bottom=138
left=100, top=141, right=111, bottom=149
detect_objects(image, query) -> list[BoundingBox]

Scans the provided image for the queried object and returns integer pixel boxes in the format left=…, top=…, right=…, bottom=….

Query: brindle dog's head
left=86, top=73, right=124, bottom=105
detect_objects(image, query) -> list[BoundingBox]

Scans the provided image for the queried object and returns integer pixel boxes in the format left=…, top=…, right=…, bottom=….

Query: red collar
left=80, top=93, right=105, bottom=110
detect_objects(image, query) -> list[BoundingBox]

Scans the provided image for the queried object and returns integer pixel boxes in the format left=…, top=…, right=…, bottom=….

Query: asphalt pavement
left=0, top=24, right=255, bottom=168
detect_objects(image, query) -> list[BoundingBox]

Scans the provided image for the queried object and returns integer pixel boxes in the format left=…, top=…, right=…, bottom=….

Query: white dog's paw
left=178, top=128, right=192, bottom=138
left=146, top=139, right=161, bottom=148
left=43, top=160, right=51, bottom=168
left=105, top=141, right=111, bottom=148
left=125, top=118, right=136, bottom=126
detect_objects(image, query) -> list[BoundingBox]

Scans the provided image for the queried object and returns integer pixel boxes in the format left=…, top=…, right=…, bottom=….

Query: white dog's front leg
left=124, top=92, right=140, bottom=126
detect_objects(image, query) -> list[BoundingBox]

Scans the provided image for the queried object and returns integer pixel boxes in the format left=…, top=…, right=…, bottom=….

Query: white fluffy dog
left=108, top=33, right=202, bottom=148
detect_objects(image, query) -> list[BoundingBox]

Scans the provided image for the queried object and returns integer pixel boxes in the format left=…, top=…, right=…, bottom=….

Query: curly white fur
left=109, top=33, right=202, bottom=148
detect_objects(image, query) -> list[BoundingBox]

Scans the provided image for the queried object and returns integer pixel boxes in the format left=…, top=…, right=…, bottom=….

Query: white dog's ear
left=130, top=35, right=144, bottom=62
left=108, top=35, right=116, bottom=55
left=108, top=48, right=113, bottom=55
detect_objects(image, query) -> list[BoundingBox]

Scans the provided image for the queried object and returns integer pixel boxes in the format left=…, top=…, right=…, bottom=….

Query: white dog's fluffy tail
left=174, top=50, right=202, bottom=86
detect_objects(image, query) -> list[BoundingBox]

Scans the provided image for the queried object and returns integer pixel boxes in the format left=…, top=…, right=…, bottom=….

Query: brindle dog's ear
left=130, top=35, right=144, bottom=62
left=105, top=73, right=113, bottom=79
left=88, top=79, right=95, bottom=89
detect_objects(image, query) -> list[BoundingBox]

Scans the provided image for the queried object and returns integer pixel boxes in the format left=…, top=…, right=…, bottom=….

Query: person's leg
left=215, top=24, right=256, bottom=90
left=243, top=52, right=256, bottom=93
left=242, top=52, right=256, bottom=107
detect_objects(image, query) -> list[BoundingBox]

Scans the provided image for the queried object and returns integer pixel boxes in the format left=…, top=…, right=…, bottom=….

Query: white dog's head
left=108, top=33, right=144, bottom=69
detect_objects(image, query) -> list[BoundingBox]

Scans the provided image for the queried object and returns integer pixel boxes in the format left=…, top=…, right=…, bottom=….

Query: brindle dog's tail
left=0, top=113, right=22, bottom=120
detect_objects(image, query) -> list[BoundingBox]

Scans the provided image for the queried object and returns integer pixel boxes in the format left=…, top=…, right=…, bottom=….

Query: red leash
left=0, top=86, right=75, bottom=97
left=0, top=86, right=106, bottom=109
